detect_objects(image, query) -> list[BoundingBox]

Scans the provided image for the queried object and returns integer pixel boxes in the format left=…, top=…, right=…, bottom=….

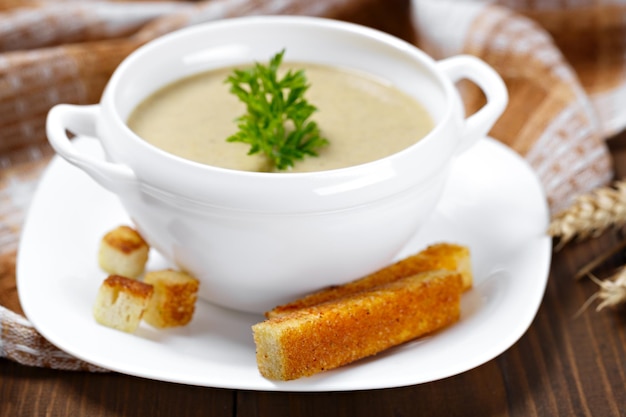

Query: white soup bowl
left=46, top=16, right=508, bottom=313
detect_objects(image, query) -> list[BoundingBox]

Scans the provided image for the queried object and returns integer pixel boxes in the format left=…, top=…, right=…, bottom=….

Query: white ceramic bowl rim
left=104, top=16, right=456, bottom=179
left=48, top=16, right=507, bottom=213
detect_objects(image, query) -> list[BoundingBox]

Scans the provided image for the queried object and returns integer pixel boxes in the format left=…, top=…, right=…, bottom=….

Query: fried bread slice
left=253, top=269, right=463, bottom=381
left=266, top=243, right=471, bottom=319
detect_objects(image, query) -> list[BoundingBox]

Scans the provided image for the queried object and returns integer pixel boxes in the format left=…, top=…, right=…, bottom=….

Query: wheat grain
left=590, top=267, right=626, bottom=311
left=548, top=180, right=626, bottom=249
left=575, top=267, right=626, bottom=315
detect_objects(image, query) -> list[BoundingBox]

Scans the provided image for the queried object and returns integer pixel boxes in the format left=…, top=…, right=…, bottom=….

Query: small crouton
left=143, top=269, right=199, bottom=328
left=98, top=225, right=149, bottom=279
left=93, top=275, right=154, bottom=333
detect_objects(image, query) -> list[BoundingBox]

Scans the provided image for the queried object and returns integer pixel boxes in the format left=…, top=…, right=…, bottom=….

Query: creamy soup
left=127, top=63, right=434, bottom=172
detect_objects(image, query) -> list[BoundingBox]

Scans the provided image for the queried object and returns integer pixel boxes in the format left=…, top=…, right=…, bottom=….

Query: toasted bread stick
left=253, top=269, right=463, bottom=381
left=266, top=243, right=471, bottom=319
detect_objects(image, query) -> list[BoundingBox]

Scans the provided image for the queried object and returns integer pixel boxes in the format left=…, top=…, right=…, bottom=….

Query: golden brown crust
left=143, top=269, right=199, bottom=328
left=266, top=243, right=472, bottom=318
left=102, top=225, right=148, bottom=254
left=102, top=274, right=153, bottom=298
left=253, top=270, right=463, bottom=381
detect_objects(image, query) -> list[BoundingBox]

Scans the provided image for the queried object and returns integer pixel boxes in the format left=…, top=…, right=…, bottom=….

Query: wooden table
left=2, top=134, right=626, bottom=417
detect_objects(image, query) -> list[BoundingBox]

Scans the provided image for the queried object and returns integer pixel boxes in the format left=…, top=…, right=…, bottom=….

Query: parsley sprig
left=225, top=50, right=329, bottom=171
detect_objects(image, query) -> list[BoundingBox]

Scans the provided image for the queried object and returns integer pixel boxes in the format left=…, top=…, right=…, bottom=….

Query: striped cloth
left=1, top=0, right=624, bottom=370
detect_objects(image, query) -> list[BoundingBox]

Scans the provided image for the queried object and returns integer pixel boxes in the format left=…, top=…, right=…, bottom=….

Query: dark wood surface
left=2, top=134, right=626, bottom=417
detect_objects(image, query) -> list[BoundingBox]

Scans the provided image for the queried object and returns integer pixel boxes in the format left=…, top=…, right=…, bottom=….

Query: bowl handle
left=437, top=55, right=508, bottom=154
left=46, top=104, right=137, bottom=194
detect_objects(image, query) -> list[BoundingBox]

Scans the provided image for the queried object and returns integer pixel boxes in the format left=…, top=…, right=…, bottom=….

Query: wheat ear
left=548, top=180, right=626, bottom=250
left=575, top=267, right=626, bottom=316
left=590, top=267, right=626, bottom=311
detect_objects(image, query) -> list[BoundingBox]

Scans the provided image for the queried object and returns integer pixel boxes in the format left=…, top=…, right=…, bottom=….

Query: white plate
left=17, top=136, right=551, bottom=391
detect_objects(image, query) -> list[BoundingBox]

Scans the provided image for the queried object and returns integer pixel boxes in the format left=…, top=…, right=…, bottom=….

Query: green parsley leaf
left=224, top=49, right=329, bottom=171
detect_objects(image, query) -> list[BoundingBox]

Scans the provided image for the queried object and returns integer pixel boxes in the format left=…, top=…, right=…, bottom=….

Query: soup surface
left=127, top=63, right=434, bottom=172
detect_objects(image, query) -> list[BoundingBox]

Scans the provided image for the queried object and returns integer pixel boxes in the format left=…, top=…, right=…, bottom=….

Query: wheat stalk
left=550, top=180, right=626, bottom=313
left=574, top=237, right=626, bottom=279
left=548, top=180, right=626, bottom=250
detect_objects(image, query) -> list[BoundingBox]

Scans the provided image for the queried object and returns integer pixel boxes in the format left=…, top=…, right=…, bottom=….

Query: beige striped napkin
left=1, top=0, right=623, bottom=370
